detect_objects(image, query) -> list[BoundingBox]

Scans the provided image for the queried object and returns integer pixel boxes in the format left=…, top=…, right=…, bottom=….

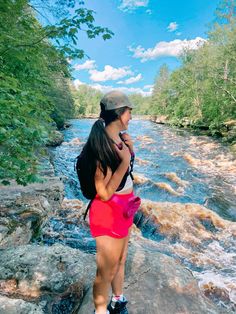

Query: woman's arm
left=94, top=144, right=130, bottom=201
left=94, top=160, right=129, bottom=201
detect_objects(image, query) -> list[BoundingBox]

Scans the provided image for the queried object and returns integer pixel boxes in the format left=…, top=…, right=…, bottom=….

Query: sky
left=71, top=0, right=221, bottom=96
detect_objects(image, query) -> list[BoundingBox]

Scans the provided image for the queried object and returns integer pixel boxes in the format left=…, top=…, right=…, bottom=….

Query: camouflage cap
left=100, top=90, right=134, bottom=111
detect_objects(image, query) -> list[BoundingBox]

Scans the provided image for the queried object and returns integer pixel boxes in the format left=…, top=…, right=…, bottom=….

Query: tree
left=149, top=0, right=236, bottom=133
left=0, top=0, right=113, bottom=185
left=150, top=64, right=170, bottom=114
left=72, top=85, right=102, bottom=116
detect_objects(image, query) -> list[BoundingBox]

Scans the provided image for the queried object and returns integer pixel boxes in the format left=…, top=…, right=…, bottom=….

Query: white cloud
left=129, top=37, right=206, bottom=62
left=143, top=84, right=153, bottom=90
left=73, top=79, right=86, bottom=88
left=74, top=60, right=96, bottom=71
left=89, top=83, right=152, bottom=96
left=119, top=86, right=151, bottom=96
left=74, top=77, right=152, bottom=96
left=117, top=73, right=142, bottom=85
left=88, top=84, right=114, bottom=94
left=119, top=0, right=149, bottom=11
left=167, top=22, right=178, bottom=32
left=89, top=65, right=133, bottom=82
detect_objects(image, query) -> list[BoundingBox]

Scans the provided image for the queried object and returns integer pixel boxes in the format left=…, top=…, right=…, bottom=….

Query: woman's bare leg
left=93, top=235, right=127, bottom=314
left=111, top=227, right=131, bottom=296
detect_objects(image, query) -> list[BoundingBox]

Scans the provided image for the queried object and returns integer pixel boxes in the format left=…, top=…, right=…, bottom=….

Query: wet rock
left=63, top=121, right=72, bottom=129
left=223, top=120, right=236, bottom=129
left=0, top=176, right=64, bottom=248
left=46, top=130, right=64, bottom=147
left=150, top=115, right=168, bottom=124
left=0, top=295, right=44, bottom=314
left=230, top=143, right=236, bottom=155
left=62, top=138, right=84, bottom=146
left=0, top=244, right=95, bottom=313
left=37, top=157, right=55, bottom=177
left=225, top=127, right=236, bottom=143
left=77, top=240, right=222, bottom=314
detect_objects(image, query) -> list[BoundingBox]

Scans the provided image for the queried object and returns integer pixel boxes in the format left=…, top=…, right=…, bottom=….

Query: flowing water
left=38, top=119, right=236, bottom=312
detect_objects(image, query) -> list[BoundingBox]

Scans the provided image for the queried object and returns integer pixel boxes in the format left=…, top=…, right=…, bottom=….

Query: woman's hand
left=120, top=132, right=134, bottom=153
left=114, top=142, right=130, bottom=165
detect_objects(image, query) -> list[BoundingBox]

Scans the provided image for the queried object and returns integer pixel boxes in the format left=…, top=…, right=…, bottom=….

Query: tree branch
left=213, top=79, right=236, bottom=103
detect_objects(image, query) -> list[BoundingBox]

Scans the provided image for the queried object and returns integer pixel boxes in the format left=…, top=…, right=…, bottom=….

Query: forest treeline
left=148, top=0, right=236, bottom=133
left=0, top=0, right=112, bottom=185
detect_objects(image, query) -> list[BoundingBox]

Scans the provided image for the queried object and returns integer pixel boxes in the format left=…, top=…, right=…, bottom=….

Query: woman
left=85, top=90, right=139, bottom=314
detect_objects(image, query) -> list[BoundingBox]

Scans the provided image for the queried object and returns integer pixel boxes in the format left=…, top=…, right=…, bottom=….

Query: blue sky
left=72, top=0, right=220, bottom=96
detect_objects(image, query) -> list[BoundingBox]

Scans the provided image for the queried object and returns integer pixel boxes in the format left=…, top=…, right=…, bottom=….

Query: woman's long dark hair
left=83, top=104, right=128, bottom=178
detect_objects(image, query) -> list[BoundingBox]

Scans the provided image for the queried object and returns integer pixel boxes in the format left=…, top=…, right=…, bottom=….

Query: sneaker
left=107, top=299, right=128, bottom=314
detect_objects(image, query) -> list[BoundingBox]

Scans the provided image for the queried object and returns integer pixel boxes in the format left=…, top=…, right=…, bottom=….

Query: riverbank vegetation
left=140, top=1, right=236, bottom=139
left=148, top=0, right=236, bottom=136
left=0, top=0, right=113, bottom=185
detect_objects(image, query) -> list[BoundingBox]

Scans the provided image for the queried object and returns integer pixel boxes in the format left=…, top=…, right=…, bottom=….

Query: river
left=38, top=118, right=236, bottom=312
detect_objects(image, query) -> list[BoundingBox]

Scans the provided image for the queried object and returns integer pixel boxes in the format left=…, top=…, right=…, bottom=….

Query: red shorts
left=89, top=191, right=134, bottom=238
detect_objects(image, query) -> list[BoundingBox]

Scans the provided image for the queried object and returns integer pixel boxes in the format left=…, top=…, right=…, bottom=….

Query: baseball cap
left=100, top=90, right=134, bottom=111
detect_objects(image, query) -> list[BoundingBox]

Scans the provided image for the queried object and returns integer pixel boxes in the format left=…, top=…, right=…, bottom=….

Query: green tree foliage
left=128, top=93, right=152, bottom=115
left=72, top=85, right=102, bottom=116
left=150, top=0, right=236, bottom=134
left=0, top=0, right=113, bottom=185
left=150, top=64, right=170, bottom=115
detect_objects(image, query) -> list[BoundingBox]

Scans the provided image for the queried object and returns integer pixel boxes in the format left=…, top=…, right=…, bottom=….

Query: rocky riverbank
left=0, top=155, right=229, bottom=313
left=150, top=115, right=236, bottom=153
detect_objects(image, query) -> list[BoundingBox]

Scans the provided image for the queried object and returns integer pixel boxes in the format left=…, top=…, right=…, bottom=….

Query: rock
left=0, top=222, right=225, bottom=314
left=230, top=143, right=236, bottom=155
left=0, top=244, right=95, bottom=313
left=0, top=176, right=64, bottom=248
left=37, top=157, right=55, bottom=177
left=63, top=121, right=72, bottom=129
left=46, top=130, right=64, bottom=147
left=78, top=239, right=222, bottom=314
left=0, top=295, right=44, bottom=314
left=225, top=127, right=236, bottom=143
left=62, top=137, right=84, bottom=146
left=153, top=115, right=168, bottom=124
left=223, top=120, right=236, bottom=129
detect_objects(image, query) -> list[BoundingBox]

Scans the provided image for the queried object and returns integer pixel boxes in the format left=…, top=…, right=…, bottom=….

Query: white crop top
left=115, top=174, right=133, bottom=194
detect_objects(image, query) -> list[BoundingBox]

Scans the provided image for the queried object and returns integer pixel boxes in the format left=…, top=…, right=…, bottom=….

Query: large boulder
left=0, top=244, right=95, bottom=313
left=0, top=240, right=222, bottom=314
left=0, top=176, right=64, bottom=248
left=0, top=295, right=44, bottom=314
left=46, top=130, right=64, bottom=147
left=78, top=238, right=223, bottom=314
